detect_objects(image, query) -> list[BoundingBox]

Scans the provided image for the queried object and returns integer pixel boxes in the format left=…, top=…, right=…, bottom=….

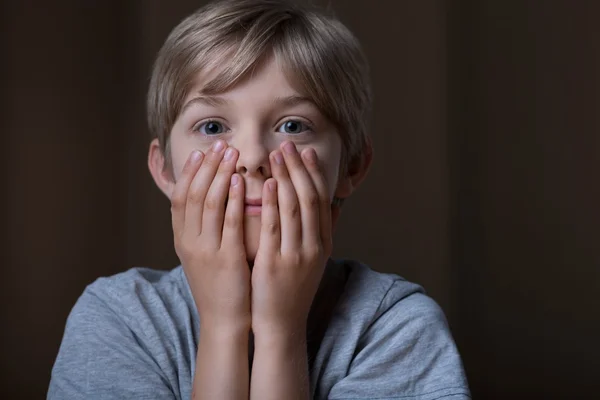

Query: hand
left=171, top=140, right=251, bottom=332
left=251, top=141, right=333, bottom=338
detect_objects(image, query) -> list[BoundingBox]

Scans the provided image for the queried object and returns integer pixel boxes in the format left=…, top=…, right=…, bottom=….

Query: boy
left=49, top=0, right=470, bottom=399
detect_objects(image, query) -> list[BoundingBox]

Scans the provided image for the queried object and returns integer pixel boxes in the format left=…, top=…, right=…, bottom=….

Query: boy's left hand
left=251, top=141, right=333, bottom=338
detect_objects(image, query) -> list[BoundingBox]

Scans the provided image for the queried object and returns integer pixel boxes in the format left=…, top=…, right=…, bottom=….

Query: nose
left=232, top=130, right=271, bottom=178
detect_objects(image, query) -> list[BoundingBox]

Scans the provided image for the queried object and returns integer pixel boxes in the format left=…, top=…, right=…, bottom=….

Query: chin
left=243, top=216, right=261, bottom=264
left=245, top=246, right=258, bottom=264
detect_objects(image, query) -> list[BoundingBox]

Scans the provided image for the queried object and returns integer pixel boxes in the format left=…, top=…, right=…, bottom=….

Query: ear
left=334, top=138, right=373, bottom=200
left=148, top=138, right=175, bottom=199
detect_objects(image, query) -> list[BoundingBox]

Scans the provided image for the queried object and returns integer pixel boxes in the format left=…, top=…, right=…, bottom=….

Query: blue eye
left=277, top=120, right=311, bottom=134
left=195, top=120, right=226, bottom=135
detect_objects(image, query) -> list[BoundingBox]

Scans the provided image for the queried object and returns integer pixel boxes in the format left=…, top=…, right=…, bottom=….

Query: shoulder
left=49, top=266, right=194, bottom=399
left=66, top=267, right=191, bottom=330
left=313, top=260, right=470, bottom=399
left=64, top=266, right=181, bottom=329
left=336, top=259, right=428, bottom=319
left=336, top=259, right=456, bottom=347
left=84, top=266, right=185, bottom=304
left=66, top=265, right=197, bottom=354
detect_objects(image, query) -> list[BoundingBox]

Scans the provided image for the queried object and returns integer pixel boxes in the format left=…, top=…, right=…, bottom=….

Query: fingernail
left=231, top=174, right=239, bottom=186
left=283, top=141, right=296, bottom=155
left=303, top=148, right=317, bottom=164
left=273, top=151, right=284, bottom=165
left=212, top=140, right=224, bottom=152
left=224, top=147, right=235, bottom=161
left=268, top=180, right=276, bottom=192
left=191, top=150, right=202, bottom=163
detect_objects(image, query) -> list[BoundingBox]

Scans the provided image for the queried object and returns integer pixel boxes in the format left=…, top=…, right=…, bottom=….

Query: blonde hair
left=147, top=0, right=372, bottom=174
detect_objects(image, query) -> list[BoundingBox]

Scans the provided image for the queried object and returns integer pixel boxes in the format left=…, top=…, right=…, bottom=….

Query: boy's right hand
left=170, top=140, right=251, bottom=333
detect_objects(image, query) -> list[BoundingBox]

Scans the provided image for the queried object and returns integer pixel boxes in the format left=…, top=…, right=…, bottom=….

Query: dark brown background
left=2, top=0, right=599, bottom=399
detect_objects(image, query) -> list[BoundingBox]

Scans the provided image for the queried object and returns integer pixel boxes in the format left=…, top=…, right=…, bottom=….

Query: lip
left=244, top=198, right=262, bottom=216
left=244, top=198, right=262, bottom=206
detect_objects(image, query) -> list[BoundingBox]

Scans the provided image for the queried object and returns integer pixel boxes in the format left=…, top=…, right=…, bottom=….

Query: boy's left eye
left=277, top=120, right=311, bottom=134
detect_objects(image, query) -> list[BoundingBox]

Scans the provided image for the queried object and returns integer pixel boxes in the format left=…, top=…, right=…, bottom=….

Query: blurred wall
left=1, top=1, right=598, bottom=399
left=448, top=1, right=600, bottom=397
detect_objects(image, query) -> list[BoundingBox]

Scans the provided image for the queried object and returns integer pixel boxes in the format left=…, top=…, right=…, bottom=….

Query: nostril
left=237, top=164, right=269, bottom=177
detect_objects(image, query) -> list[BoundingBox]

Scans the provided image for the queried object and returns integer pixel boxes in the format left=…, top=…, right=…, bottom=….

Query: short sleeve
left=48, top=287, right=176, bottom=400
left=328, top=282, right=471, bottom=400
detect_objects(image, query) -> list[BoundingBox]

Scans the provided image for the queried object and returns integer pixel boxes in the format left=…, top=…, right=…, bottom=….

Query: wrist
left=253, top=324, right=307, bottom=349
left=200, top=320, right=251, bottom=343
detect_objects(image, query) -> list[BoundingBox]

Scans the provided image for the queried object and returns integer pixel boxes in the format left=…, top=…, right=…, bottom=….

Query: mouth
left=244, top=198, right=262, bottom=216
left=223, top=197, right=262, bottom=215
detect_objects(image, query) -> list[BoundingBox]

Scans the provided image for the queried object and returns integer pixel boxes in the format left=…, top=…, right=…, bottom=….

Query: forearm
left=193, top=325, right=249, bottom=400
left=250, top=330, right=310, bottom=400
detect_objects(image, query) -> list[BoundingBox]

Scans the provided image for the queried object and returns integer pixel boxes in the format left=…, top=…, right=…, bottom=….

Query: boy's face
left=149, top=57, right=365, bottom=261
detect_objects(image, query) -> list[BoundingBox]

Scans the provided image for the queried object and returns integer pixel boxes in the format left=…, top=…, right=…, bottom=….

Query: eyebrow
left=272, top=95, right=316, bottom=108
left=180, top=94, right=316, bottom=114
left=181, top=95, right=230, bottom=114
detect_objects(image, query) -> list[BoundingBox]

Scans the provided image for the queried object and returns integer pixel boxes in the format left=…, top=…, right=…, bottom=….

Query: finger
left=171, top=150, right=204, bottom=237
left=301, top=148, right=332, bottom=252
left=185, top=140, right=227, bottom=235
left=203, top=146, right=239, bottom=247
left=281, top=141, right=320, bottom=247
left=259, top=178, right=280, bottom=255
left=221, top=173, right=245, bottom=250
left=270, top=149, right=301, bottom=253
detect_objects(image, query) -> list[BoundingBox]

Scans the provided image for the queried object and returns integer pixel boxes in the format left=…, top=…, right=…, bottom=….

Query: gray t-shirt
left=48, top=259, right=470, bottom=399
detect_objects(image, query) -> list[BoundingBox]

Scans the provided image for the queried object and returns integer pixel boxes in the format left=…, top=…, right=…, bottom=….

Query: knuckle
left=285, top=202, right=300, bottom=218
left=230, top=248, right=246, bottom=261
left=171, top=220, right=183, bottom=236
left=198, top=247, right=212, bottom=259
left=266, top=221, right=279, bottom=235
left=302, top=244, right=319, bottom=260
left=174, top=238, right=193, bottom=259
left=224, top=212, right=241, bottom=229
left=305, top=244, right=322, bottom=259
left=290, top=252, right=303, bottom=267
left=304, top=192, right=319, bottom=208
left=188, top=187, right=204, bottom=204
left=171, top=193, right=186, bottom=209
left=173, top=237, right=182, bottom=251
left=204, top=196, right=221, bottom=211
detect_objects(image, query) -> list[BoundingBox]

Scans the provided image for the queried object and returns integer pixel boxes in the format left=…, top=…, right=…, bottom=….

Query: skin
left=148, top=56, right=371, bottom=400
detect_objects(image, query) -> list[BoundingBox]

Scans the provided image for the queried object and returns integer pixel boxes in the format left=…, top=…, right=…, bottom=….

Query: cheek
left=311, top=144, right=342, bottom=200
left=168, top=135, right=206, bottom=182
left=170, top=158, right=185, bottom=182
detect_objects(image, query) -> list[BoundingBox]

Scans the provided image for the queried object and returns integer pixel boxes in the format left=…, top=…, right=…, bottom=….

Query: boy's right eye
left=193, top=120, right=227, bottom=135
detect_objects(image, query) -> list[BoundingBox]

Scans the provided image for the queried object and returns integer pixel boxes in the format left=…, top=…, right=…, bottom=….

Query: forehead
left=184, top=52, right=307, bottom=103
